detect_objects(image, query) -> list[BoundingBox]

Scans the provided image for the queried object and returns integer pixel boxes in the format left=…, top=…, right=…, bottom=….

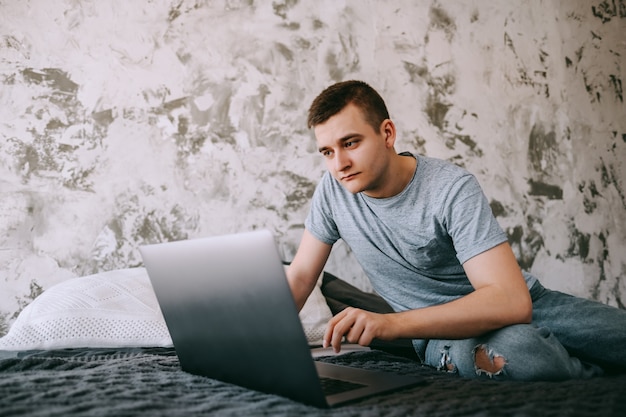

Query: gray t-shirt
left=306, top=153, right=536, bottom=313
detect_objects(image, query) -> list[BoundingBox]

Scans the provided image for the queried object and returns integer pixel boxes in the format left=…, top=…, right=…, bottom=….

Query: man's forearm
left=286, top=266, right=319, bottom=311
left=286, top=229, right=333, bottom=311
left=388, top=285, right=532, bottom=340
left=324, top=283, right=532, bottom=352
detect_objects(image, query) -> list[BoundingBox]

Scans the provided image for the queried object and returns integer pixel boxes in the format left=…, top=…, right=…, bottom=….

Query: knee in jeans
left=473, top=344, right=506, bottom=377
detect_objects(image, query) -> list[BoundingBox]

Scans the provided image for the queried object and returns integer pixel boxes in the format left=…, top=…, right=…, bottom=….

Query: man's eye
left=345, top=141, right=357, bottom=148
left=322, top=150, right=333, bottom=157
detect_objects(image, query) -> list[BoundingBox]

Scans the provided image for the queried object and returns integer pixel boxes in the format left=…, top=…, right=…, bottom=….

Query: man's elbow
left=513, top=294, right=533, bottom=324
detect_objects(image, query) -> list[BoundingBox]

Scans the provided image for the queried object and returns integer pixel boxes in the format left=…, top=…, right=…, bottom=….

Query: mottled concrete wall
left=1, top=0, right=624, bottom=333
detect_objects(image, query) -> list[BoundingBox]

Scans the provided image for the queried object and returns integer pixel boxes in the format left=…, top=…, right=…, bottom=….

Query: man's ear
left=381, top=119, right=396, bottom=148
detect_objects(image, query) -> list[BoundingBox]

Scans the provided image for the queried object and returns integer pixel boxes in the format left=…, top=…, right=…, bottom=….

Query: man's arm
left=323, top=242, right=532, bottom=352
left=286, top=229, right=333, bottom=311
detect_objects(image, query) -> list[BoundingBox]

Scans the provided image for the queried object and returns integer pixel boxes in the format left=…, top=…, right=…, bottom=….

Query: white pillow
left=0, top=267, right=332, bottom=350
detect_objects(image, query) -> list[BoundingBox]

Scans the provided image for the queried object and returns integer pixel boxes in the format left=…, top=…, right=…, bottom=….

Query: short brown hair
left=307, top=80, right=390, bottom=132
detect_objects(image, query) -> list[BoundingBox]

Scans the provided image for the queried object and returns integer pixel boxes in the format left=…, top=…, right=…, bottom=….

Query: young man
left=286, top=80, right=626, bottom=380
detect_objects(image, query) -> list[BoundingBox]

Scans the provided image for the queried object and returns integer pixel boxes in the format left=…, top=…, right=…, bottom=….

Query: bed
left=1, top=268, right=625, bottom=416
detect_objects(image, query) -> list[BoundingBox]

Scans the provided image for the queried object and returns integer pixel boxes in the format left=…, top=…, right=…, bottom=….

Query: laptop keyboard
left=319, top=377, right=367, bottom=396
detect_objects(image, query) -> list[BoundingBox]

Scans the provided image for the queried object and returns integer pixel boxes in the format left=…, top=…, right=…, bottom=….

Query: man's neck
left=363, top=153, right=417, bottom=199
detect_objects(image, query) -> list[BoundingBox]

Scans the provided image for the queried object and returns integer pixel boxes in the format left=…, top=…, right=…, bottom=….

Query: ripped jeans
left=420, top=281, right=626, bottom=381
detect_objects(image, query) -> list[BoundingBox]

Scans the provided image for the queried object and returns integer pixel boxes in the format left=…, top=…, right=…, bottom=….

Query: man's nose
left=334, top=149, right=351, bottom=172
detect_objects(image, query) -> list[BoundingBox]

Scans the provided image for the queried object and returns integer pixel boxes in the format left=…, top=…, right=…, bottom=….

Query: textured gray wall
left=1, top=0, right=625, bottom=333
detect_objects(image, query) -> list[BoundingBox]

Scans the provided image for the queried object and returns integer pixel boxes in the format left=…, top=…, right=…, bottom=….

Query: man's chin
left=341, top=181, right=366, bottom=194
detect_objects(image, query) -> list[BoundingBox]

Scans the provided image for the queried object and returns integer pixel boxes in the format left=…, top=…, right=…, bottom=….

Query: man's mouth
left=341, top=173, right=359, bottom=181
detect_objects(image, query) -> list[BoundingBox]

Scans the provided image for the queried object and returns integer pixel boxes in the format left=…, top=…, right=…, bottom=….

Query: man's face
left=314, top=103, right=393, bottom=196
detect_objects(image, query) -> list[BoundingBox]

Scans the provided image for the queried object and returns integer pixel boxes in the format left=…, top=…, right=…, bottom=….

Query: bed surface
left=2, top=268, right=625, bottom=416
left=1, top=347, right=625, bottom=417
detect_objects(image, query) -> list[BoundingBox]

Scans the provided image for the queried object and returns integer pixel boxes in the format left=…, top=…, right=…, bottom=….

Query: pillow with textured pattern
left=0, top=267, right=331, bottom=350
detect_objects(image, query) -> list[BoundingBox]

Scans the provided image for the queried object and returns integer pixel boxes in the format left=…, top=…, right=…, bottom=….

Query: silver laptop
left=139, top=229, right=424, bottom=408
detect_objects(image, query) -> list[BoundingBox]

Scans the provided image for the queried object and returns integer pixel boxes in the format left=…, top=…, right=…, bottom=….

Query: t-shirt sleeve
left=441, top=174, right=508, bottom=265
left=305, top=173, right=341, bottom=246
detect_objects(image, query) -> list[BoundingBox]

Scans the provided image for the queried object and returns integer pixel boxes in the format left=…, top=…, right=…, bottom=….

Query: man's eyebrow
left=317, top=134, right=361, bottom=153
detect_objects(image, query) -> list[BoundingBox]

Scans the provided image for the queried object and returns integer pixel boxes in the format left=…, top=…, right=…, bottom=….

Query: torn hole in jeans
left=473, top=344, right=506, bottom=377
left=437, top=345, right=457, bottom=374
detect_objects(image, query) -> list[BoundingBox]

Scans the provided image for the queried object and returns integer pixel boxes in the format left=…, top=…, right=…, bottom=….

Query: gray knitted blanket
left=1, top=348, right=625, bottom=417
